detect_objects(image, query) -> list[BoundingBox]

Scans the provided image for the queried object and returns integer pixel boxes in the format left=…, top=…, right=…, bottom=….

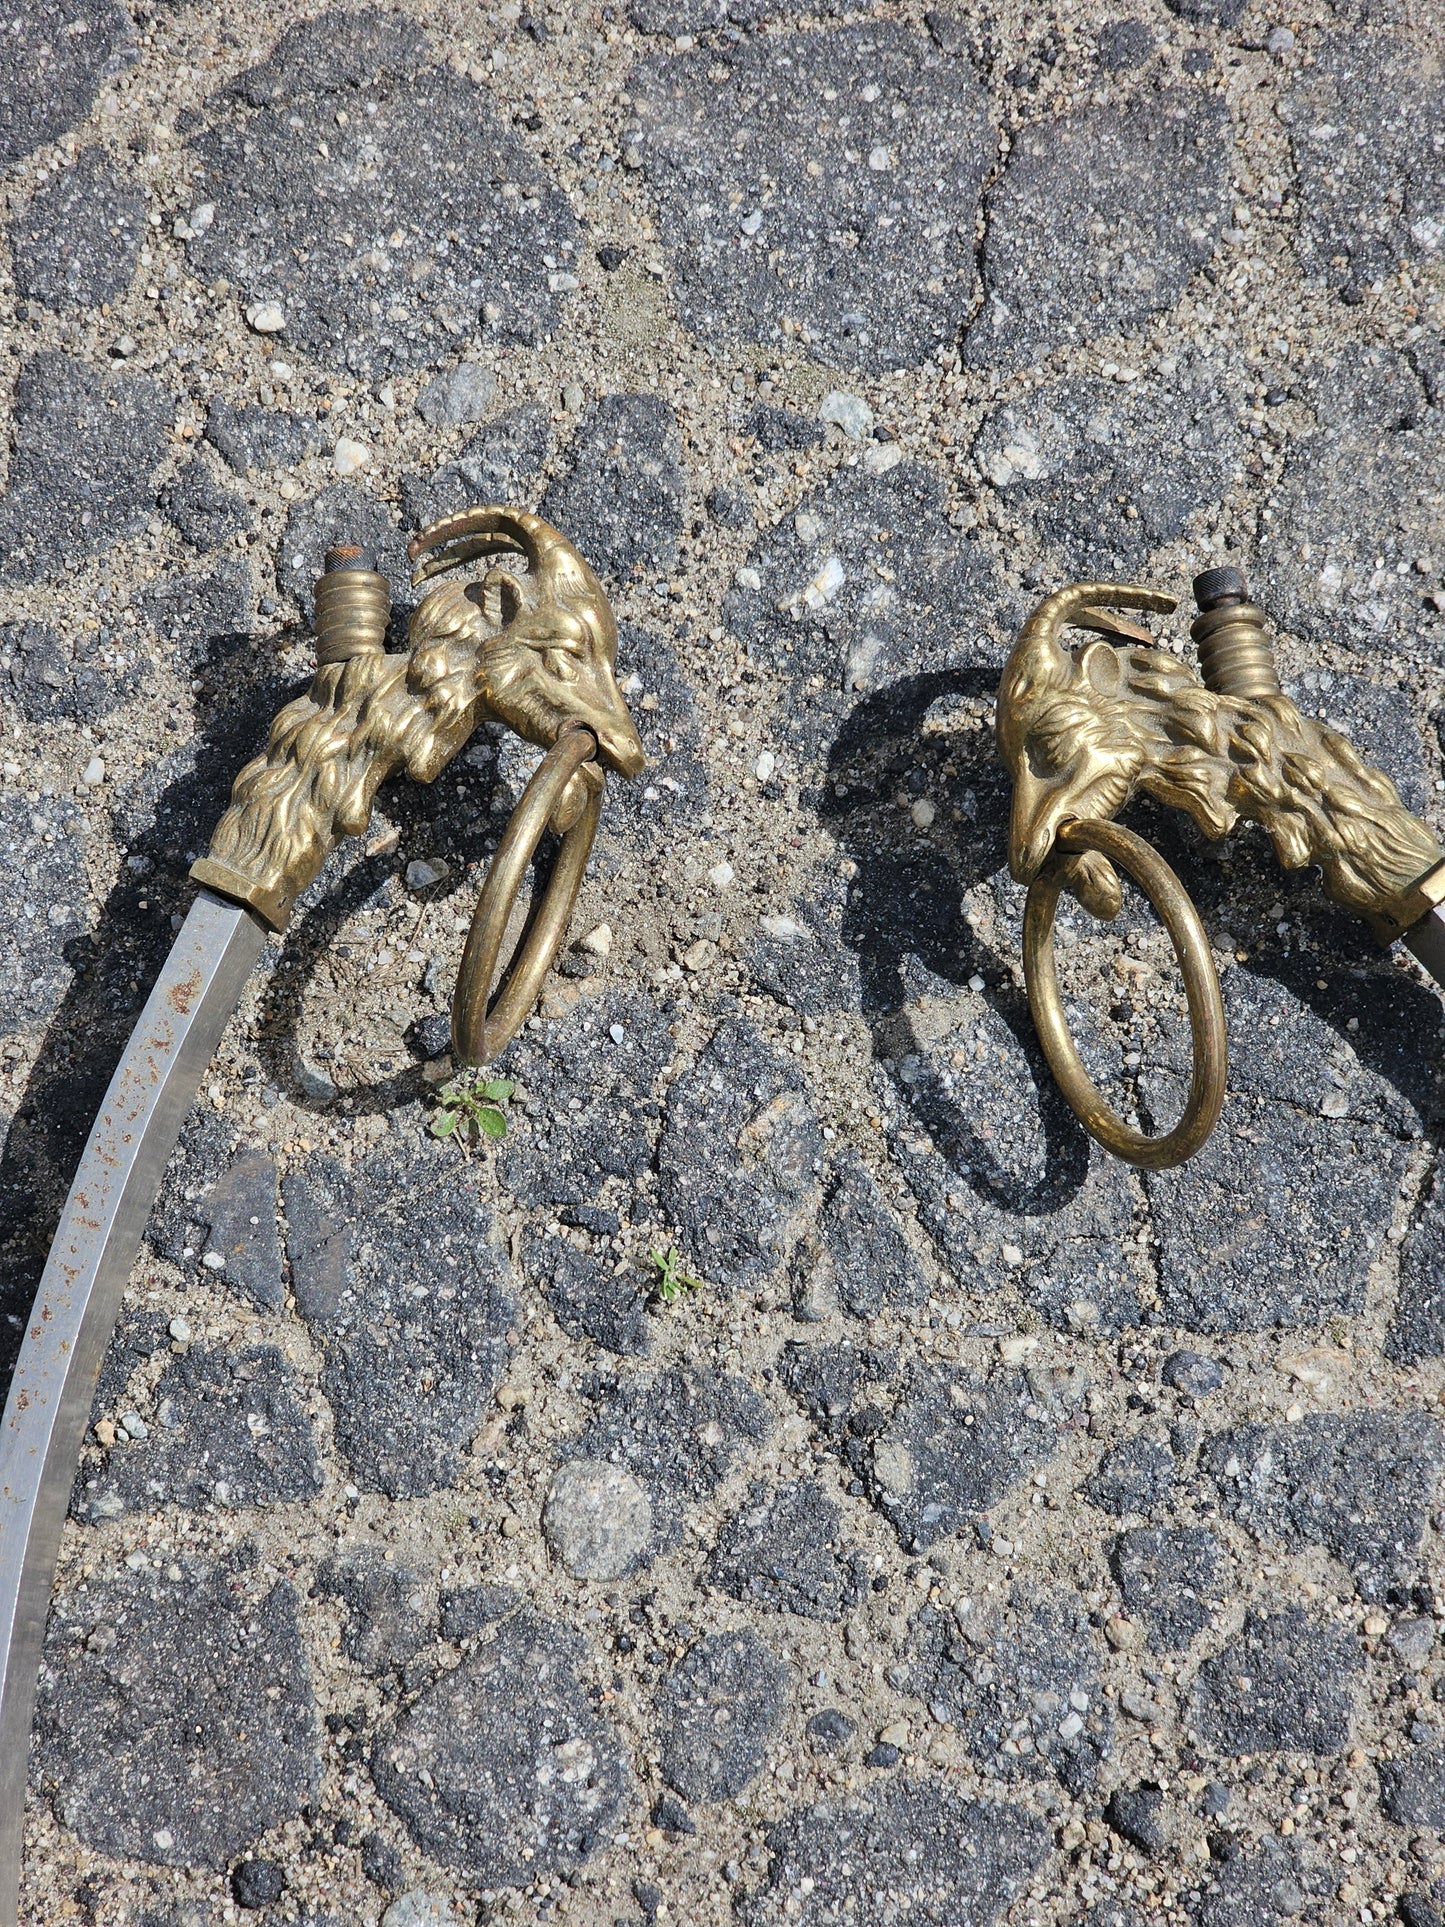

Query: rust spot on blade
left=169, top=967, right=202, bottom=1016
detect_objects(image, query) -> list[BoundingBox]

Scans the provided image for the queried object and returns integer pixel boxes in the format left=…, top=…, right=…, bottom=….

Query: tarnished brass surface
left=997, top=575, right=1445, bottom=1165
left=1190, top=597, right=1281, bottom=702
left=999, top=578, right=1444, bottom=939
left=192, top=506, right=643, bottom=1058
left=313, top=545, right=391, bottom=665
left=1023, top=818, right=1227, bottom=1170
left=452, top=723, right=602, bottom=1066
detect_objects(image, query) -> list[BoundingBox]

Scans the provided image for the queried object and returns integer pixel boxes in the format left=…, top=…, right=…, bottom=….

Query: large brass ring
left=1022, top=818, right=1227, bottom=1170
left=451, top=724, right=602, bottom=1066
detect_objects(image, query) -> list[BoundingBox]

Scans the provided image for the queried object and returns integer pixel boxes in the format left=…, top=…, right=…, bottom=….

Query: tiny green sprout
left=649, top=1244, right=706, bottom=1304
left=429, top=1074, right=516, bottom=1147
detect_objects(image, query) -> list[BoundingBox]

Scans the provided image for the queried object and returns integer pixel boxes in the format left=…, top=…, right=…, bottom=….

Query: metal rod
left=0, top=890, right=266, bottom=1927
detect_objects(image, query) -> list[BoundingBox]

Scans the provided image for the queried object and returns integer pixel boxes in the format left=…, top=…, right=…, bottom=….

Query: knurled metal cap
left=1193, top=566, right=1249, bottom=612
left=324, top=543, right=376, bottom=573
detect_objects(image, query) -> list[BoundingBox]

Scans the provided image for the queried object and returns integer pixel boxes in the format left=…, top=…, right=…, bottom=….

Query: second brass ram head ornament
left=996, top=569, right=1445, bottom=1169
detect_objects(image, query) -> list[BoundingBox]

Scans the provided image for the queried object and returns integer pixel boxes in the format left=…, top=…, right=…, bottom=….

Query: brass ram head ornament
left=996, top=569, right=1445, bottom=1169
left=192, top=505, right=644, bottom=1064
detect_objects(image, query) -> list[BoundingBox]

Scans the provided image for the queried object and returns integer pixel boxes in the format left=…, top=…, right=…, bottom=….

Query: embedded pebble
left=709, top=1479, right=864, bottom=1622
left=316, top=1550, right=431, bottom=1675
left=11, top=146, right=144, bottom=309
left=1200, top=1410, right=1443, bottom=1600
left=747, top=1780, right=1047, bottom=1923
left=415, top=363, right=498, bottom=430
left=965, top=93, right=1229, bottom=372
left=0, top=352, right=172, bottom=583
left=806, top=1708, right=857, bottom=1755
left=245, top=300, right=286, bottom=334
left=542, top=1460, right=654, bottom=1581
left=1288, top=33, right=1445, bottom=288
left=283, top=1146, right=515, bottom=1499
left=1189, top=1609, right=1361, bottom=1755
left=382, top=1896, right=461, bottom=1927
left=371, top=1612, right=630, bottom=1883
left=35, top=1561, right=318, bottom=1869
left=186, top=15, right=578, bottom=374
left=0, top=1, right=133, bottom=167
left=1257, top=346, right=1445, bottom=661
left=658, top=1629, right=789, bottom=1803
left=819, top=392, right=874, bottom=440
left=541, top=392, right=685, bottom=584
left=631, top=25, right=992, bottom=371
left=1161, top=1350, right=1223, bottom=1397
left=333, top=437, right=370, bottom=477
left=231, top=1859, right=284, bottom=1908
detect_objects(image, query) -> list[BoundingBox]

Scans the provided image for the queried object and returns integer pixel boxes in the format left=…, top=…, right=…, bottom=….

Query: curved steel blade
left=0, top=889, right=266, bottom=1927
left=1405, top=901, right=1445, bottom=988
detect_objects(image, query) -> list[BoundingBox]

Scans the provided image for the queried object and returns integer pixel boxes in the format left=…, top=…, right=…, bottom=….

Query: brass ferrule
left=314, top=554, right=391, bottom=665
left=1190, top=600, right=1281, bottom=702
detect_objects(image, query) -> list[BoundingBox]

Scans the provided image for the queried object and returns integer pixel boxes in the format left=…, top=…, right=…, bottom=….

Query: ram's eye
left=545, top=646, right=578, bottom=683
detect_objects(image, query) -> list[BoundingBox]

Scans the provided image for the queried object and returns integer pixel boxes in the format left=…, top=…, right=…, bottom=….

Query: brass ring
left=451, top=725, right=602, bottom=1066
left=1022, top=819, right=1227, bottom=1170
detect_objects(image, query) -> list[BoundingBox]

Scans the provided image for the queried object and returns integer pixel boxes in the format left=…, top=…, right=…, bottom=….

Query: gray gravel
left=10, top=144, right=143, bottom=310
left=966, top=93, right=1230, bottom=373
left=371, top=1611, right=633, bottom=1884
left=34, top=1558, right=318, bottom=1871
left=632, top=24, right=992, bottom=374
left=542, top=1458, right=655, bottom=1580
left=658, top=1627, right=790, bottom=1804
left=0, top=352, right=172, bottom=581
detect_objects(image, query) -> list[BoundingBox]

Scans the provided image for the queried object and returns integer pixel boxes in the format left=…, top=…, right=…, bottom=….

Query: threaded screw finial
left=324, top=543, right=376, bottom=573
left=1190, top=565, right=1280, bottom=701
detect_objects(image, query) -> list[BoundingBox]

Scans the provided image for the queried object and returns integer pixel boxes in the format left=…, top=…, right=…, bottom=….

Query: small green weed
left=649, top=1244, right=706, bottom=1304
left=429, top=1074, right=515, bottom=1145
